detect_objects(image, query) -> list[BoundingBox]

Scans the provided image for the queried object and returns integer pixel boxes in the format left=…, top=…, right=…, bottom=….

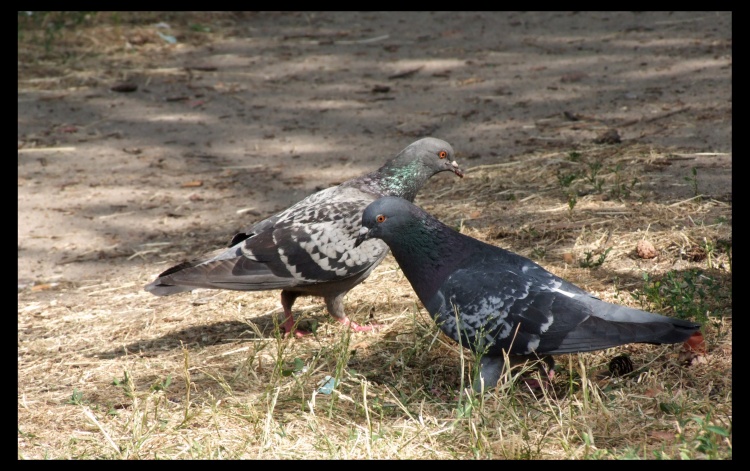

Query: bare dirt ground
left=18, top=12, right=731, bottom=459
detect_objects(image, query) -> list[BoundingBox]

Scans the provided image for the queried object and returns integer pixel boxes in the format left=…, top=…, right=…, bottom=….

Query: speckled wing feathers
left=240, top=187, right=386, bottom=285
left=147, top=185, right=387, bottom=294
left=429, top=259, right=591, bottom=356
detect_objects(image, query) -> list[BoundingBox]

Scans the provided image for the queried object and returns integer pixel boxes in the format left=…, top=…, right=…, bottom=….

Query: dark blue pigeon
left=355, top=196, right=701, bottom=392
left=145, top=139, right=463, bottom=337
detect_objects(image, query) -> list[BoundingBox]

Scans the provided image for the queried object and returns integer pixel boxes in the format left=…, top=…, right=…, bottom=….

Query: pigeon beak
left=354, top=226, right=371, bottom=248
left=450, top=160, right=465, bottom=178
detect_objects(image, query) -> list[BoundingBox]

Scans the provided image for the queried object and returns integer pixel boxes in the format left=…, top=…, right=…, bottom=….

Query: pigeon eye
left=438, top=150, right=448, bottom=159
left=376, top=214, right=386, bottom=223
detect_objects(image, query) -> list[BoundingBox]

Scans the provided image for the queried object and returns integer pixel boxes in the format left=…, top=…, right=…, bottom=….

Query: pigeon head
left=355, top=196, right=421, bottom=247
left=371, top=138, right=464, bottom=201
left=391, top=137, right=464, bottom=178
left=355, top=196, right=459, bottom=305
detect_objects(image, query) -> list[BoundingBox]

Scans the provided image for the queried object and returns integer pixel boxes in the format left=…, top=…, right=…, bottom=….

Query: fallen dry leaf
left=30, top=283, right=59, bottom=292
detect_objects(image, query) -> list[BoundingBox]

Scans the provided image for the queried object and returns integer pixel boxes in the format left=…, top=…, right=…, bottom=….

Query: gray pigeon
left=355, top=196, right=701, bottom=392
left=145, top=138, right=464, bottom=337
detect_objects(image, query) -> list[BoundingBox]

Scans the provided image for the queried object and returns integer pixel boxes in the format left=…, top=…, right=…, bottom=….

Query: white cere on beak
left=451, top=160, right=459, bottom=168
left=358, top=226, right=369, bottom=237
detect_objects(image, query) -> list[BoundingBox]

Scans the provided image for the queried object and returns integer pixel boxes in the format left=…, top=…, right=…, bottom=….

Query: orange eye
left=376, top=214, right=386, bottom=223
left=438, top=150, right=448, bottom=159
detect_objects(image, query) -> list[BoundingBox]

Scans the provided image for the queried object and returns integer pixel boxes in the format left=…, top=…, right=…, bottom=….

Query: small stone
left=636, top=240, right=657, bottom=259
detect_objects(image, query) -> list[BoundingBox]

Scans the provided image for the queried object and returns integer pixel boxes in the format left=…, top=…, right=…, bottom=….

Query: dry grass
left=19, top=142, right=731, bottom=459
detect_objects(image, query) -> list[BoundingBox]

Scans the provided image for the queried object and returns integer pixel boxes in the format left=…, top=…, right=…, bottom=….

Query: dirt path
left=18, top=11, right=731, bottom=289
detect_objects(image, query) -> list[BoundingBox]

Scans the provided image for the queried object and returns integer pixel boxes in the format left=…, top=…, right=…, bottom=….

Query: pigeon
left=355, top=196, right=701, bottom=392
left=145, top=138, right=464, bottom=337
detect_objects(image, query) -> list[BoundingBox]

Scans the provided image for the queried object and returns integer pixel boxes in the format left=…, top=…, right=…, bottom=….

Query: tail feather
left=548, top=315, right=699, bottom=354
left=144, top=255, right=294, bottom=296
left=144, top=281, right=193, bottom=296
left=589, top=299, right=700, bottom=329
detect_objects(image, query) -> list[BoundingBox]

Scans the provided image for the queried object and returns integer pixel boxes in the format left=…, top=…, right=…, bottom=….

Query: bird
left=145, top=138, right=464, bottom=338
left=355, top=196, right=701, bottom=392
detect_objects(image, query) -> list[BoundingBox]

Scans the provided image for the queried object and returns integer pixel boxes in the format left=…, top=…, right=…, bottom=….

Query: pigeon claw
left=520, top=364, right=556, bottom=395
left=281, top=326, right=313, bottom=339
left=337, top=317, right=379, bottom=333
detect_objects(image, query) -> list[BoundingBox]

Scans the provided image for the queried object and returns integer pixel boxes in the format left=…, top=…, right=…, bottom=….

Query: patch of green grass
left=675, top=413, right=732, bottom=459
left=567, top=193, right=577, bottom=213
left=112, top=372, right=131, bottom=391
left=716, top=238, right=732, bottom=271
left=630, top=269, right=727, bottom=324
left=557, top=152, right=647, bottom=202
left=530, top=246, right=546, bottom=260
left=609, top=163, right=640, bottom=199
left=579, top=248, right=612, bottom=268
left=66, top=389, right=85, bottom=406
left=150, top=375, right=173, bottom=392
left=557, top=170, right=578, bottom=189
left=685, top=167, right=700, bottom=197
left=585, top=161, right=604, bottom=193
left=18, top=11, right=94, bottom=52
left=189, top=23, right=212, bottom=32
left=281, top=357, right=306, bottom=377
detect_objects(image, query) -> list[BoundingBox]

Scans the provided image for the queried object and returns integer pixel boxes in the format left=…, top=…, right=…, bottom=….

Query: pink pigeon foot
left=336, top=316, right=380, bottom=333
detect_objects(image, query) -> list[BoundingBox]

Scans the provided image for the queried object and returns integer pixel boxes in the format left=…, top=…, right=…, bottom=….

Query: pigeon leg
left=325, top=292, right=379, bottom=333
left=280, top=291, right=309, bottom=338
left=517, top=355, right=555, bottom=392
left=473, top=354, right=555, bottom=393
left=474, top=355, right=506, bottom=393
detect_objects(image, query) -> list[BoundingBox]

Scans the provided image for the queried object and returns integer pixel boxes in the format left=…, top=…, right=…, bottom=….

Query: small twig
left=518, top=194, right=539, bottom=203
left=336, top=34, right=389, bottom=45
left=620, top=107, right=691, bottom=127
left=388, top=66, right=424, bottom=80
left=466, top=161, right=523, bottom=172
left=82, top=407, right=122, bottom=457
left=127, top=249, right=161, bottom=260
left=669, top=195, right=705, bottom=207
left=466, top=152, right=566, bottom=173
left=98, top=211, right=135, bottom=220
left=673, top=152, right=731, bottom=157
left=205, top=346, right=250, bottom=359
left=18, top=147, right=76, bottom=153
left=221, top=165, right=266, bottom=170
